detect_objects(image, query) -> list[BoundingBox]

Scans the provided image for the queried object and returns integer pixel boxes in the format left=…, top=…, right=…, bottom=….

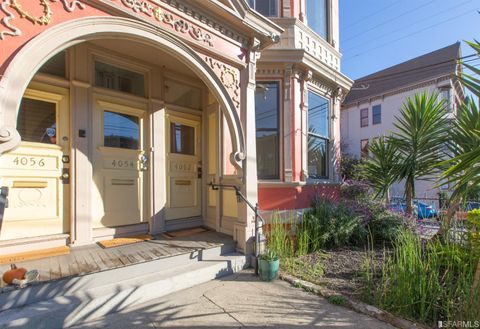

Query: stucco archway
left=0, top=16, right=245, bottom=166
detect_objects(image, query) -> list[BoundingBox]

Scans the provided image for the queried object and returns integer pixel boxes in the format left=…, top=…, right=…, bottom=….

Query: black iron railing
left=208, top=182, right=265, bottom=275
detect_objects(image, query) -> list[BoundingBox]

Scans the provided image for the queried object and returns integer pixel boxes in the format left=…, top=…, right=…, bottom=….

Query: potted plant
left=258, top=249, right=279, bottom=281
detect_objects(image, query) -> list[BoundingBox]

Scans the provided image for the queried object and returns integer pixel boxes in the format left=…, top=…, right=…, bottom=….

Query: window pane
left=104, top=111, right=140, bottom=149
left=372, top=105, right=381, bottom=125
left=255, top=82, right=280, bottom=179
left=308, top=92, right=329, bottom=138
left=17, top=98, right=57, bottom=144
left=165, top=80, right=202, bottom=110
left=170, top=123, right=195, bottom=155
left=95, top=61, right=145, bottom=97
left=306, top=0, right=328, bottom=39
left=360, top=108, right=369, bottom=127
left=248, top=0, right=278, bottom=17
left=38, top=52, right=66, bottom=78
left=308, top=136, right=328, bottom=178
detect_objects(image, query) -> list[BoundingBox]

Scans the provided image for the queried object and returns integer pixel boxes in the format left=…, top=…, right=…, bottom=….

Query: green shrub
left=259, top=249, right=279, bottom=261
left=299, top=198, right=367, bottom=251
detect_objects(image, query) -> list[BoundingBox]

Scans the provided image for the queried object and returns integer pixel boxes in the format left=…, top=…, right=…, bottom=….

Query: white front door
left=165, top=111, right=201, bottom=222
left=0, top=85, right=70, bottom=240
left=92, top=98, right=148, bottom=229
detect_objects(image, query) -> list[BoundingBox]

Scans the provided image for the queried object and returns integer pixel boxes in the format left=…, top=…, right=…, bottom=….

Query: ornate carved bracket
left=204, top=56, right=240, bottom=109
left=0, top=126, right=20, bottom=155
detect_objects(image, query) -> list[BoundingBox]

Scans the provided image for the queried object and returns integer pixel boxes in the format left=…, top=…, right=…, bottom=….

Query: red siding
left=258, top=184, right=340, bottom=210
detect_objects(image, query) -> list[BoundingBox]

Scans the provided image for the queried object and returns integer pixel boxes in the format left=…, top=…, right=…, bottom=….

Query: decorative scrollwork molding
left=0, top=126, right=21, bottom=155
left=115, top=0, right=214, bottom=47
left=0, top=0, right=85, bottom=39
left=0, top=0, right=21, bottom=40
left=204, top=56, right=240, bottom=109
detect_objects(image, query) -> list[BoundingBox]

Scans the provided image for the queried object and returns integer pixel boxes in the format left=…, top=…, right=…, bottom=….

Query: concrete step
left=0, top=252, right=248, bottom=329
left=0, top=238, right=236, bottom=311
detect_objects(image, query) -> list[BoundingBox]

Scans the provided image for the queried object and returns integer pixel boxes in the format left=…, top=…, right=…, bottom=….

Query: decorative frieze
left=204, top=56, right=240, bottom=109
left=113, top=0, right=214, bottom=46
left=0, top=0, right=85, bottom=40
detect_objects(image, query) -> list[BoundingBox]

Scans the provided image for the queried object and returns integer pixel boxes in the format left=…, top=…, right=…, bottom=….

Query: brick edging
left=279, top=273, right=431, bottom=329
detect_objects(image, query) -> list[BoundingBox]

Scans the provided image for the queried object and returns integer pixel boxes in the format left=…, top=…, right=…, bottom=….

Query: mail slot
left=111, top=179, right=135, bottom=186
left=175, top=180, right=191, bottom=186
left=12, top=181, right=48, bottom=189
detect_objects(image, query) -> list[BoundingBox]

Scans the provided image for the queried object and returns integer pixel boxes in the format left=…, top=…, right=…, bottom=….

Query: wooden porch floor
left=0, top=231, right=234, bottom=291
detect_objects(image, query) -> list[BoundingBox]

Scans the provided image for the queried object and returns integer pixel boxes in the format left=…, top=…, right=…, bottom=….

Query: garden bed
left=283, top=247, right=388, bottom=300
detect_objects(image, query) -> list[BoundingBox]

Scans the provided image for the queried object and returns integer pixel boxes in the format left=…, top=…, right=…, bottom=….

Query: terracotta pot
left=2, top=264, right=27, bottom=285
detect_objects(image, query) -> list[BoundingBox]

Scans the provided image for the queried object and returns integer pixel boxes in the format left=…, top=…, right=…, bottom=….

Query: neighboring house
left=0, top=0, right=351, bottom=258
left=341, top=42, right=464, bottom=199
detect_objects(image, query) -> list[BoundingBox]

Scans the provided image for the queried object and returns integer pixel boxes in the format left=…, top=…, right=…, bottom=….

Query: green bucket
left=258, top=259, right=279, bottom=281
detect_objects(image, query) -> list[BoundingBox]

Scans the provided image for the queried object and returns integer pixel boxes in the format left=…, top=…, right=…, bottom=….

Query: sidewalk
left=71, top=270, right=396, bottom=329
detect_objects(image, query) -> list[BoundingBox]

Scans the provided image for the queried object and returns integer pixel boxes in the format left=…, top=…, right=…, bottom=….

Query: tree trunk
left=472, top=260, right=480, bottom=302
left=405, top=178, right=414, bottom=216
left=385, top=189, right=390, bottom=207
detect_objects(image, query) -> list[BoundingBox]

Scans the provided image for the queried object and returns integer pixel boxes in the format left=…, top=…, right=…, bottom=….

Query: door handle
left=61, top=168, right=70, bottom=184
left=140, top=154, right=149, bottom=171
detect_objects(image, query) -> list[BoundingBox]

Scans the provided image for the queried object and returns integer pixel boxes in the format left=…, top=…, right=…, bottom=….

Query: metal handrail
left=208, top=182, right=264, bottom=275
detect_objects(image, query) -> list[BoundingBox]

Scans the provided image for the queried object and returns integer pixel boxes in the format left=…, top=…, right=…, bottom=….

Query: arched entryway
left=0, top=17, right=248, bottom=252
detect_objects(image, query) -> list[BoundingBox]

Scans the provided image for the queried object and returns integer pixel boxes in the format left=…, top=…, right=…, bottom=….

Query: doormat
left=163, top=227, right=209, bottom=239
left=97, top=234, right=152, bottom=249
left=0, top=246, right=70, bottom=265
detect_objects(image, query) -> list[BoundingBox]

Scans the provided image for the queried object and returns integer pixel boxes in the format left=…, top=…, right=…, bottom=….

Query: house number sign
left=0, top=154, right=57, bottom=170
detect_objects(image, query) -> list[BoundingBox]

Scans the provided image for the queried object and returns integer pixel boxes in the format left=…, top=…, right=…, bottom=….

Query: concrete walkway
left=70, top=270, right=395, bottom=329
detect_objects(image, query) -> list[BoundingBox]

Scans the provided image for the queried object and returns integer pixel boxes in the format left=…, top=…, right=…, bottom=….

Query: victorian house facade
left=0, top=0, right=351, bottom=258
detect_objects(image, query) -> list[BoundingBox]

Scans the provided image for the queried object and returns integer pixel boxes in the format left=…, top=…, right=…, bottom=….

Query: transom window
left=248, top=0, right=279, bottom=17
left=104, top=111, right=140, bottom=150
left=306, top=0, right=328, bottom=40
left=17, top=98, right=57, bottom=144
left=95, top=61, right=145, bottom=97
left=170, top=123, right=195, bottom=155
left=360, top=108, right=369, bottom=127
left=255, top=81, right=280, bottom=180
left=307, top=91, right=329, bottom=179
left=372, top=105, right=381, bottom=125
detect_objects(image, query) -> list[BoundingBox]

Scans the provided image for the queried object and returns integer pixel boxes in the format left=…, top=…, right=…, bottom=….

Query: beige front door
left=0, top=84, right=70, bottom=240
left=92, top=98, right=148, bottom=229
left=165, top=111, right=201, bottom=221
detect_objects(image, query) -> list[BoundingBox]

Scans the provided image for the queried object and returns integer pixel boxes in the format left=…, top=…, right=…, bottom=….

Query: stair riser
left=0, top=255, right=247, bottom=329
left=0, top=243, right=235, bottom=312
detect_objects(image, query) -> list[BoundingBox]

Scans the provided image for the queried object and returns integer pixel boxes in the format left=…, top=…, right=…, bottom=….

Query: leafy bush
left=340, top=180, right=370, bottom=201
left=340, top=154, right=364, bottom=181
left=299, top=198, right=367, bottom=251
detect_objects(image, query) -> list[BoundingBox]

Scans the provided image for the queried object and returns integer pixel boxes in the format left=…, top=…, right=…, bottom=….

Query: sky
left=339, top=0, right=479, bottom=80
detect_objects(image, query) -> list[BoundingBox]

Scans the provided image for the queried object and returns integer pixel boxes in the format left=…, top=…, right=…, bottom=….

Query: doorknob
left=139, top=154, right=149, bottom=171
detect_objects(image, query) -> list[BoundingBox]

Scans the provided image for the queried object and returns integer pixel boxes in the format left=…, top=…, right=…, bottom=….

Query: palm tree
left=361, top=136, right=398, bottom=205
left=391, top=92, right=448, bottom=216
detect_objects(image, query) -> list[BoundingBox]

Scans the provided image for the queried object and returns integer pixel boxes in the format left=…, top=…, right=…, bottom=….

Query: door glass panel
left=170, top=123, right=194, bottom=155
left=17, top=98, right=57, bottom=144
left=104, top=111, right=140, bottom=149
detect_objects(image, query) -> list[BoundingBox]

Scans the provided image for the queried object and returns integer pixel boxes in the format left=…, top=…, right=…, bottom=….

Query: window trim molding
left=248, top=0, right=281, bottom=18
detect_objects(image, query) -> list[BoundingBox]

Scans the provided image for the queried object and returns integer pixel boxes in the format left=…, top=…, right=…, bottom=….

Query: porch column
left=235, top=41, right=260, bottom=255
left=70, top=45, right=93, bottom=246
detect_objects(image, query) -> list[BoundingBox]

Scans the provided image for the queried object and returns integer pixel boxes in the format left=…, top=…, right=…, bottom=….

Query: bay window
left=307, top=91, right=329, bottom=179
left=248, top=0, right=279, bottom=17
left=306, top=0, right=328, bottom=40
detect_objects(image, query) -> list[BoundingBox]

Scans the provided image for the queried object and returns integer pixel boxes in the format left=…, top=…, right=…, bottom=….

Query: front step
left=0, top=253, right=248, bottom=329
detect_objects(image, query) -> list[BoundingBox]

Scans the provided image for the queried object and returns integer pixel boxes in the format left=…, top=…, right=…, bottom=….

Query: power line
left=343, top=0, right=438, bottom=43
left=343, top=8, right=478, bottom=61
left=343, top=0, right=475, bottom=53
left=342, top=0, right=402, bottom=31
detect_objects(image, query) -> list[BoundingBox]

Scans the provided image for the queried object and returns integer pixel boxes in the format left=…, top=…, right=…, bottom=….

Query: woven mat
left=163, top=227, right=208, bottom=239
left=97, top=234, right=152, bottom=249
left=0, top=246, right=70, bottom=265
